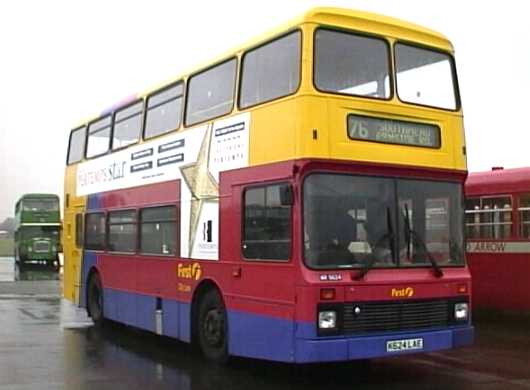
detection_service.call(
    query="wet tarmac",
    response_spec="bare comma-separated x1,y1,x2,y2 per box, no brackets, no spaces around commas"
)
1,256,530,389
0,256,61,283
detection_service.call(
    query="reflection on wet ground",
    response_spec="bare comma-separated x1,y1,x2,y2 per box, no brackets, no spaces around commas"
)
0,256,61,282
3,296,530,390
1,256,530,389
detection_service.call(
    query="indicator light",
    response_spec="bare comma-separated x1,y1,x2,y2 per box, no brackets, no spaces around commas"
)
320,288,336,300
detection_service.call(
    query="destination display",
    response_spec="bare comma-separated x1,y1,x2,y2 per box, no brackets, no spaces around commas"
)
347,114,440,148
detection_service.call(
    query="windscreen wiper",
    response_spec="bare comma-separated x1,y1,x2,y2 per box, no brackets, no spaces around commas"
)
403,204,444,278
355,207,394,280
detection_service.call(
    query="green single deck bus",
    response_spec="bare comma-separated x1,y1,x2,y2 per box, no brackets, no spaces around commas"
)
14,194,61,266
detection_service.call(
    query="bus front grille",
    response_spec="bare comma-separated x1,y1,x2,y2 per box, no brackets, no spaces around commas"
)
342,299,450,334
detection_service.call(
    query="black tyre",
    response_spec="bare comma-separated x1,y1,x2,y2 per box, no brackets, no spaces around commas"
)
15,247,24,264
197,289,228,363
87,273,105,327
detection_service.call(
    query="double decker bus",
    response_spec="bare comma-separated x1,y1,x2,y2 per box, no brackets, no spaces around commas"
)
63,8,473,363
14,194,61,266
466,167,530,312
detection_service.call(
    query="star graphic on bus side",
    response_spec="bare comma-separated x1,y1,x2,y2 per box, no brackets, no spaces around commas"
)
179,125,219,257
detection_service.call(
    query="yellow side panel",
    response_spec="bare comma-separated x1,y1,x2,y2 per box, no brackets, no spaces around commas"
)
248,98,299,166
62,165,86,304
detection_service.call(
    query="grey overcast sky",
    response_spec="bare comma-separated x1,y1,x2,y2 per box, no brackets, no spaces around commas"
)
1,0,529,221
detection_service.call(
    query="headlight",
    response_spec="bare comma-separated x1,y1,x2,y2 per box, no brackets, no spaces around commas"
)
454,302,469,321
318,311,337,329
27,247,33,252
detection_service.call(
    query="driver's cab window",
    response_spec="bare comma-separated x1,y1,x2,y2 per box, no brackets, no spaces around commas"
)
242,183,292,261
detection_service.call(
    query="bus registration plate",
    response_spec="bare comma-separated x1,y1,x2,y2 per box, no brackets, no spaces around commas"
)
386,338,423,353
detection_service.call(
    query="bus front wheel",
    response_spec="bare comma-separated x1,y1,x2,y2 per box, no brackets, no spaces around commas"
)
87,273,105,327
197,289,228,363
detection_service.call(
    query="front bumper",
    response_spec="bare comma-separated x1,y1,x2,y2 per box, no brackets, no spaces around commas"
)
294,326,474,363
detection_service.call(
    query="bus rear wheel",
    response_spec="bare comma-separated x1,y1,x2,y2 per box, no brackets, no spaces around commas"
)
197,289,228,363
87,273,105,327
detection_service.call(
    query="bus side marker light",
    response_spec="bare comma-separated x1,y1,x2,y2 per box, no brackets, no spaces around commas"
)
457,284,467,294
232,266,242,278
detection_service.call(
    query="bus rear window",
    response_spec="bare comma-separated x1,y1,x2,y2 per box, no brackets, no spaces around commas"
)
395,43,458,110
314,29,390,99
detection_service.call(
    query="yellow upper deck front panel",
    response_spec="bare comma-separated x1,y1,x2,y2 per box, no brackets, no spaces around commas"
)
296,95,466,171
248,94,466,172
249,17,465,172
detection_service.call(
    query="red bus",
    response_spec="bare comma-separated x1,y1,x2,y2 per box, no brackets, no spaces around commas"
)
466,167,530,312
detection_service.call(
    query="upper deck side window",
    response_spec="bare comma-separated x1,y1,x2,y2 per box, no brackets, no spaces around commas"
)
239,31,301,109
86,116,112,158
113,100,144,149
185,59,237,126
145,82,184,139
67,126,87,165
314,28,391,100
395,43,458,110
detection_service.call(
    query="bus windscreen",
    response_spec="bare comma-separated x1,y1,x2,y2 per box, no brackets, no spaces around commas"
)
303,173,464,269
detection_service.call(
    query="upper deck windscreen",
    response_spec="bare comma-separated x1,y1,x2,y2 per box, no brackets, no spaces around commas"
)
314,28,458,110
23,198,59,212
395,43,458,110
314,29,391,99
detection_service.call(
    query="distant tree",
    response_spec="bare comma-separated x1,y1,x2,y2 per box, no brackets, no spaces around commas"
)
0,217,15,236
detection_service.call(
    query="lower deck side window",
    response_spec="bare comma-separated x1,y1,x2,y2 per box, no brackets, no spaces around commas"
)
140,206,177,255
108,210,137,253
465,196,512,239
85,213,106,250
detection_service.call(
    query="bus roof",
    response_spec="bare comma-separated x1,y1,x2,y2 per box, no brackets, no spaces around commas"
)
466,167,530,196
17,194,60,202
302,7,451,46
75,7,454,128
